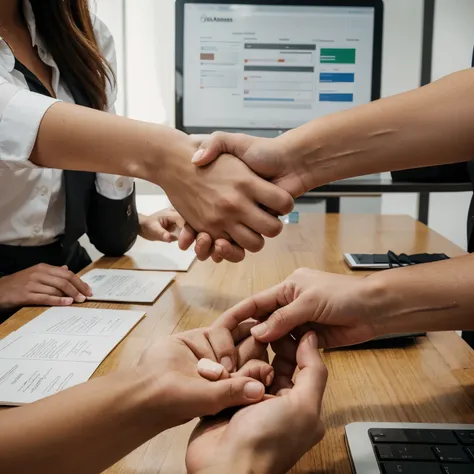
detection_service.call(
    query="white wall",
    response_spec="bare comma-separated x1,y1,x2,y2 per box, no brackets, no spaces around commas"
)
382,0,474,249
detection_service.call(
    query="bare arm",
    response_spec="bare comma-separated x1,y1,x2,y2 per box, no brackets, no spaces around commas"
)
0,370,161,474
280,68,474,190
366,254,474,337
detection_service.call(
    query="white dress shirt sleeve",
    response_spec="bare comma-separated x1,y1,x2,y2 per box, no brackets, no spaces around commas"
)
92,16,134,200
0,78,59,170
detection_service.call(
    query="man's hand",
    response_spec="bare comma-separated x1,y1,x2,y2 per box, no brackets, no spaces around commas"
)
137,322,270,431
214,268,377,348
162,145,293,254
191,132,309,198
138,208,185,243
0,264,93,311
186,332,328,474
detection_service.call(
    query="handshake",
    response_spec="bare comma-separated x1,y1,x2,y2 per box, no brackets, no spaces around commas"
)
160,131,318,264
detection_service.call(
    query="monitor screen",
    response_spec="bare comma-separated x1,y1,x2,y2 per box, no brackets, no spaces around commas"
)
182,3,377,132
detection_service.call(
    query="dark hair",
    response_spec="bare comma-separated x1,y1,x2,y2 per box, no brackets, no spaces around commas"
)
29,0,114,110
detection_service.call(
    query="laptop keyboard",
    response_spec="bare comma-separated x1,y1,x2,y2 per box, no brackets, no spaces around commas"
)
369,428,474,473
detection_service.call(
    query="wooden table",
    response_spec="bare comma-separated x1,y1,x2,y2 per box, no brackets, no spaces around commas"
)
2,214,474,474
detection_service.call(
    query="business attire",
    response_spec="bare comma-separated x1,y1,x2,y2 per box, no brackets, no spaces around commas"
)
0,1,138,278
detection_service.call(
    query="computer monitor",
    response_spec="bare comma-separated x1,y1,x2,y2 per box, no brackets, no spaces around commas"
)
175,0,383,136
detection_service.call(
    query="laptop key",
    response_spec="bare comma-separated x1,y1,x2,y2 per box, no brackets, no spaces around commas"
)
388,444,436,461
382,462,443,474
433,446,470,463
454,431,474,445
441,466,474,474
416,430,458,445
370,429,409,443
465,446,474,460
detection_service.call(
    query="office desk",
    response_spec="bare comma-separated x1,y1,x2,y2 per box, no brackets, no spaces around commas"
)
300,178,473,225
2,214,474,474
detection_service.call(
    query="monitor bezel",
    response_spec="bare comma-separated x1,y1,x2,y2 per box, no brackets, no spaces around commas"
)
175,0,384,134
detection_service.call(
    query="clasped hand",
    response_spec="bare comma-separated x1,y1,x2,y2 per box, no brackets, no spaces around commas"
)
140,311,327,474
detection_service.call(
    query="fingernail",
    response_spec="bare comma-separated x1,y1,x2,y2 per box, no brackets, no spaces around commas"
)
191,149,204,163
220,356,234,373
265,370,274,387
251,323,268,339
63,297,74,305
197,358,224,376
76,294,86,303
244,381,264,400
308,332,318,349
215,245,223,259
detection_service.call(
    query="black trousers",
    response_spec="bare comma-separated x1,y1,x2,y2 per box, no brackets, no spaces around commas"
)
0,240,91,322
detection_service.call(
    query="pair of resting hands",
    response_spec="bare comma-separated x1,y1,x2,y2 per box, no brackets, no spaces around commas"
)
139,311,327,474
0,209,184,310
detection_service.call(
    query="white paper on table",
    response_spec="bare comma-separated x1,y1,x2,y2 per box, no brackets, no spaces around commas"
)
18,307,146,338
125,238,196,272
0,359,98,406
0,331,124,364
81,268,176,303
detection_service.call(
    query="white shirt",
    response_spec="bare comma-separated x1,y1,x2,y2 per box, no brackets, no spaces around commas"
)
0,0,134,246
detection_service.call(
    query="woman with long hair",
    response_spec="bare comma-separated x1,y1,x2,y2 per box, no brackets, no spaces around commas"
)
0,0,291,316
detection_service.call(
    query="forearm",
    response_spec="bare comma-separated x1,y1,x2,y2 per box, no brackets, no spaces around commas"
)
0,369,163,474
364,254,474,336
31,102,196,186
279,68,474,189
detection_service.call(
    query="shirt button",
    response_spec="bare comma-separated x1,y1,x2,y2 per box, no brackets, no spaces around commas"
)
126,205,132,217
116,178,124,189
33,225,42,235
40,186,48,196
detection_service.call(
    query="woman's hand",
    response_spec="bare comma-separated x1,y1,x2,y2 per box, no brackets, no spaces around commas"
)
137,322,270,431
138,208,185,243
0,264,93,311
186,332,328,474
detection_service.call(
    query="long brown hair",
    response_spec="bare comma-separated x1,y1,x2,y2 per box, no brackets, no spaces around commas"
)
29,0,114,110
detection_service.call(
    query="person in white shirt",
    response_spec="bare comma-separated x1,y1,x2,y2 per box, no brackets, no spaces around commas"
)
0,0,293,315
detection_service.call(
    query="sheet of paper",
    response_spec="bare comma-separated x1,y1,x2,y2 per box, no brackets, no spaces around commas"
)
124,238,196,272
0,307,146,405
0,359,97,406
81,268,176,303
19,306,146,338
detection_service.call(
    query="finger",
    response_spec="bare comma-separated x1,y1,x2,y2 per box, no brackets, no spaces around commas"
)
28,293,74,307
213,239,245,263
191,132,251,167
48,266,92,298
236,336,268,368
197,358,230,382
195,233,213,261
214,284,284,330
232,359,274,387
251,297,312,343
178,330,217,362
230,320,259,343
178,224,197,251
229,224,265,254
293,332,328,407
148,221,169,242
197,377,265,416
252,179,295,216
28,283,64,298
207,327,237,372
241,206,284,239
38,274,86,303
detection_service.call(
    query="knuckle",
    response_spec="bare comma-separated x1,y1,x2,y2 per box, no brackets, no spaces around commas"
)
218,194,239,214
271,308,289,327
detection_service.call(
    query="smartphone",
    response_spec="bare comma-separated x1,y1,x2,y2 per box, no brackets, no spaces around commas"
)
343,253,392,270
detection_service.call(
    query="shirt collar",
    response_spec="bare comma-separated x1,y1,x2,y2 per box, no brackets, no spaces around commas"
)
0,0,46,73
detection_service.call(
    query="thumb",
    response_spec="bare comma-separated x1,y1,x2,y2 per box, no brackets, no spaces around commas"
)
178,224,197,251
251,298,311,343
199,377,265,416
191,132,243,167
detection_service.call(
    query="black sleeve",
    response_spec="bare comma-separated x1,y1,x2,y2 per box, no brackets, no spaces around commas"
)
86,186,139,257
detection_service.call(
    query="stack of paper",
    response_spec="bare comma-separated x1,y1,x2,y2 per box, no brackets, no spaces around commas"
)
0,307,145,406
124,238,196,272
81,268,176,303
